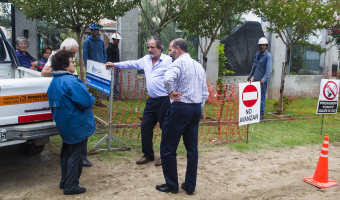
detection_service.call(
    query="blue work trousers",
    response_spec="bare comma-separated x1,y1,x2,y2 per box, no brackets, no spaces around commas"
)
160,103,201,192
141,96,171,159
59,138,87,193
260,81,268,116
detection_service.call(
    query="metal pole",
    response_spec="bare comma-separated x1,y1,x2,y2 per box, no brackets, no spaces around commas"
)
11,4,16,47
107,69,115,150
320,114,325,135
247,124,249,144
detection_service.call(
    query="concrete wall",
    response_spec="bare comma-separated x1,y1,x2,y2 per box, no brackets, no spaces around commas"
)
118,8,141,100
199,37,219,85
221,74,323,99
283,75,323,98
15,7,37,60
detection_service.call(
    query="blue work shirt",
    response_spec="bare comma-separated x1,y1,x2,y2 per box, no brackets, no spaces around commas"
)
114,54,172,98
83,35,107,65
249,50,273,82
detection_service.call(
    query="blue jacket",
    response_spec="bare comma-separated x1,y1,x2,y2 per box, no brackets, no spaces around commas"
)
83,35,107,65
16,51,36,68
47,71,96,144
249,50,273,82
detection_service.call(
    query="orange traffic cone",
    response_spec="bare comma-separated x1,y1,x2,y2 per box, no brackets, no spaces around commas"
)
304,134,337,188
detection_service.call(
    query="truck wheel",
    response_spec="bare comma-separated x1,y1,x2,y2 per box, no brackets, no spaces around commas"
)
19,143,45,155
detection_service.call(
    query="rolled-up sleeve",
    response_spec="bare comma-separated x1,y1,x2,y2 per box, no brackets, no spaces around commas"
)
163,63,181,94
114,59,144,70
201,76,209,107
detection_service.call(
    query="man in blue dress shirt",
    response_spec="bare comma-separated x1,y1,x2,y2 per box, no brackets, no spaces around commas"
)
247,37,273,120
105,37,172,166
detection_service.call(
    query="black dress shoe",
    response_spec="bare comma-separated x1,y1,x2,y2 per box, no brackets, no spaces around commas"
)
156,184,178,194
64,187,86,195
83,158,93,167
181,182,194,195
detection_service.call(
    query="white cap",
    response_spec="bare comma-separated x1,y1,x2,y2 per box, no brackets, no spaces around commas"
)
258,37,268,45
111,32,123,40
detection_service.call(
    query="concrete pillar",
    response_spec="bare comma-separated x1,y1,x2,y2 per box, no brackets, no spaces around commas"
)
14,7,37,59
267,33,286,100
118,8,139,100
319,29,328,74
198,37,219,86
324,45,339,76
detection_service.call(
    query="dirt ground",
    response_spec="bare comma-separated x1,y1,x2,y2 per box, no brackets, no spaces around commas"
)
0,142,340,200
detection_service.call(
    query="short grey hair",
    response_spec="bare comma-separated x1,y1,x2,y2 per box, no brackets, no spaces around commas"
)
147,36,164,53
16,37,28,47
60,38,79,50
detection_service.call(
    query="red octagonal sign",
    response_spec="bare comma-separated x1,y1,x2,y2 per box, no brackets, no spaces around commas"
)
242,84,258,107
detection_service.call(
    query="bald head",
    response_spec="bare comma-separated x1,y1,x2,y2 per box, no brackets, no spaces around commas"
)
168,38,188,61
172,38,188,52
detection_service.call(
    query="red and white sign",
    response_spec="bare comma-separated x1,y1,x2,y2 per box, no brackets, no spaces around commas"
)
323,81,338,100
239,82,261,126
317,79,340,114
242,84,259,107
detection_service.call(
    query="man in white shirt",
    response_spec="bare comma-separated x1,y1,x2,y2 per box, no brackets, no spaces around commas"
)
105,37,172,166
41,38,79,77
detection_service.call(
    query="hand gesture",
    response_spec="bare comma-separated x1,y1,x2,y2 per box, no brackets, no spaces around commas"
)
169,91,183,101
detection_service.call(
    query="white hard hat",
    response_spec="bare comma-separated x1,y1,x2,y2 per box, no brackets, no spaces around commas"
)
258,37,268,45
111,32,122,40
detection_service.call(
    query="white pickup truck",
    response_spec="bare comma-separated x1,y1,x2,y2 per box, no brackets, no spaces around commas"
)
0,29,58,155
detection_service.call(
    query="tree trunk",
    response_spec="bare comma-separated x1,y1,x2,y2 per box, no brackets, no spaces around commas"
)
202,52,207,71
76,31,85,83
155,30,160,38
278,48,291,114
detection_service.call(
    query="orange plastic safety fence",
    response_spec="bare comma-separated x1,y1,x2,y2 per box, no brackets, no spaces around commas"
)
91,71,249,145
91,71,340,145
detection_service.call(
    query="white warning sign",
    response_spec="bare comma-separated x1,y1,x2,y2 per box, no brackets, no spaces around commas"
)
239,82,261,126
316,79,340,114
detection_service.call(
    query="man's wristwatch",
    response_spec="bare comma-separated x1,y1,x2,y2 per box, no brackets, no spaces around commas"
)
168,91,173,95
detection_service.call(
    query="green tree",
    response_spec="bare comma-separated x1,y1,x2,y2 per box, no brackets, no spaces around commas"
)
138,0,188,38
0,3,11,28
10,0,140,82
328,9,340,49
138,3,176,58
254,0,339,114
177,0,253,70
37,20,68,52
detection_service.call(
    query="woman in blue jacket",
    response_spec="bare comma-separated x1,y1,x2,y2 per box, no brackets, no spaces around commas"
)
47,50,96,195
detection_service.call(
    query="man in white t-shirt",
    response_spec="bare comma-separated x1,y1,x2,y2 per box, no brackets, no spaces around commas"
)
41,38,79,77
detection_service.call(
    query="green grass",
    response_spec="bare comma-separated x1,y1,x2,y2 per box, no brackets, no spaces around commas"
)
47,97,340,163
226,118,340,152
